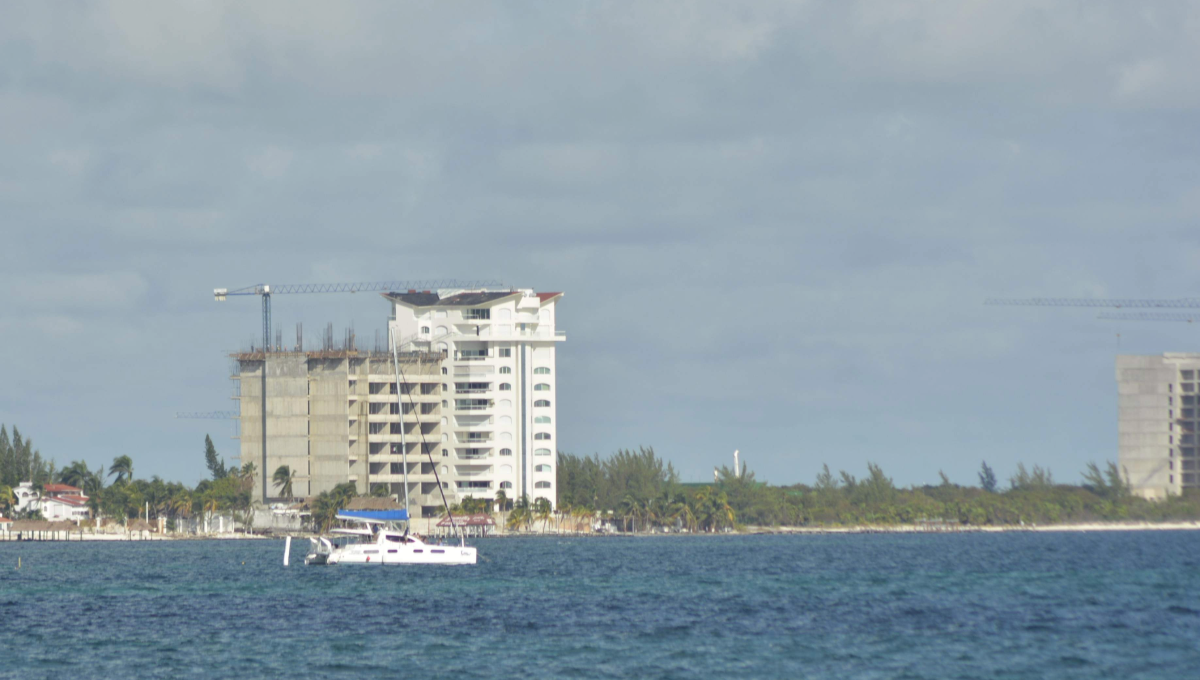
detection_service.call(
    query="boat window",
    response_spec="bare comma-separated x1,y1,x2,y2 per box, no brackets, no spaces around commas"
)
365,550,379,554
414,549,424,553
432,549,445,554
386,535,402,542
388,550,398,554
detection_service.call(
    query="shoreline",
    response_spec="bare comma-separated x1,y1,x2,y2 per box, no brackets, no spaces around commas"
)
7,520,1200,542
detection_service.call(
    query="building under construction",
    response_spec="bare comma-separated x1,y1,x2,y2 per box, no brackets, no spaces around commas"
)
231,287,564,517
233,344,448,516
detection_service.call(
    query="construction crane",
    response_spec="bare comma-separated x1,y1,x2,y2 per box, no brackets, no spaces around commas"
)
213,278,505,500
1097,312,1200,323
985,298,1200,309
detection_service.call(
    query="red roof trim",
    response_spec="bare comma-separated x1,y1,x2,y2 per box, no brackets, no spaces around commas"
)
43,495,88,507
536,292,562,302
43,484,82,493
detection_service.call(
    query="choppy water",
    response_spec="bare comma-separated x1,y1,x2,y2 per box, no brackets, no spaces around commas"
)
3,532,1200,679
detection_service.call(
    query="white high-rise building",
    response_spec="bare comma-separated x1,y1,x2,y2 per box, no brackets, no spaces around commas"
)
387,289,565,507
1117,353,1200,499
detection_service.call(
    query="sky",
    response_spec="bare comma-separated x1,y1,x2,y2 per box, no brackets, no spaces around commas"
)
2,1,1200,488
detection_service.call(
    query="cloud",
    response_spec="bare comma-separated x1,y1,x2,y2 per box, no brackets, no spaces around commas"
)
1,1,1199,486
1,271,149,312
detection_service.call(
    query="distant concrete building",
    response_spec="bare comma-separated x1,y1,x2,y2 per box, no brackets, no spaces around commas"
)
1116,353,1200,499
233,287,564,517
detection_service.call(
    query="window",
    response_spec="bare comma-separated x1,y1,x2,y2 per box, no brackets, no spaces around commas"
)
500,383,511,391
464,308,491,320
535,464,551,472
499,348,512,358
535,481,551,489
442,367,448,375
534,400,550,407
1185,396,1196,406
534,448,551,456
442,449,449,457
499,366,512,374
500,448,512,456
534,416,551,424
500,481,513,489
422,326,430,334
534,383,551,391
534,367,551,375
534,432,552,440
1185,371,1196,380
1185,447,1197,457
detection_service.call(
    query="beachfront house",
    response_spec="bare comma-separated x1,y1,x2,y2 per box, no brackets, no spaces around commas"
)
12,482,91,523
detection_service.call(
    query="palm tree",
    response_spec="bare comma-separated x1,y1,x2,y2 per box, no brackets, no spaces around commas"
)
493,489,508,515
203,497,219,534
59,460,91,489
108,455,133,485
505,505,526,532
618,494,642,533
169,492,191,530
273,465,296,501
508,494,532,533
714,492,736,531
533,497,553,534
0,485,14,516
239,462,257,495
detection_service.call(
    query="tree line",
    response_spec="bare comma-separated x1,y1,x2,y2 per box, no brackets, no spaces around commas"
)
555,449,1200,530
0,431,256,528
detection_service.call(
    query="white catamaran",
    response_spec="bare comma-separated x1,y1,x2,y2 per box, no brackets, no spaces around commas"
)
305,509,477,565
302,327,478,566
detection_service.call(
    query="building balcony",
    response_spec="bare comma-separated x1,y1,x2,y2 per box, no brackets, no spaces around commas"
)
454,366,494,376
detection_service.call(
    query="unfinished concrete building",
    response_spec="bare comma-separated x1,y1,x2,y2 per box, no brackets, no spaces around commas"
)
234,347,448,517
1116,353,1200,499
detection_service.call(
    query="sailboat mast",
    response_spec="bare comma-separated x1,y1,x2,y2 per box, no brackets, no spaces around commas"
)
390,327,410,515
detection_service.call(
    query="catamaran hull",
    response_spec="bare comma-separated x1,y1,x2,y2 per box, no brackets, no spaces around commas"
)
327,546,477,565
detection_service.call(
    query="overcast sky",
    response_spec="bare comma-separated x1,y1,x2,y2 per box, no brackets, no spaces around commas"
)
2,1,1200,487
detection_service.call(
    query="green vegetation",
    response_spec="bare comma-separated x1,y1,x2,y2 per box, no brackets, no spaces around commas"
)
557,448,1200,530
0,424,53,489
0,426,256,527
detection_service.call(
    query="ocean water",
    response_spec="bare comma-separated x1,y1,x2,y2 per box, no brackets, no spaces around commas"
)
3,532,1200,679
